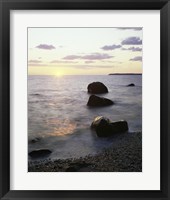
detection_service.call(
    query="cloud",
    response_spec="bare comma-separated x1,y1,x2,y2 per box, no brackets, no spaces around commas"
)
102,60,122,64
50,60,78,64
82,53,113,60
85,61,95,64
28,60,42,63
28,63,48,66
129,56,142,61
72,65,97,69
63,55,81,60
101,44,121,51
28,60,46,66
63,53,113,60
121,37,142,45
117,27,142,31
71,65,114,69
36,44,55,50
122,47,142,52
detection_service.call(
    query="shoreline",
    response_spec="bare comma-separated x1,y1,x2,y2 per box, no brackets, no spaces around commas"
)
28,131,142,172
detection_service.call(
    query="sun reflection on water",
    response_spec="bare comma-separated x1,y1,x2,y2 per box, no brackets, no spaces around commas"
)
46,118,77,136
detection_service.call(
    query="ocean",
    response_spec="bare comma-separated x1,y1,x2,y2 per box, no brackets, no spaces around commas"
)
28,75,142,161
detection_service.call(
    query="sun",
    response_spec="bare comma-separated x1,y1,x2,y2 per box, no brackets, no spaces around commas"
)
54,70,64,77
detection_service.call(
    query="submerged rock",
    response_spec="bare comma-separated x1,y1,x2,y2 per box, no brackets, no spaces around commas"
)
87,95,114,107
87,82,108,94
91,116,128,137
29,137,41,144
127,83,135,87
29,149,52,158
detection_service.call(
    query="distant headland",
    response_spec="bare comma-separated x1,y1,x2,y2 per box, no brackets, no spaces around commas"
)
108,73,142,75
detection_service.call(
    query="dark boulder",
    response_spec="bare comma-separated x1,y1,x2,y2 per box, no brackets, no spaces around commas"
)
127,83,135,87
110,120,128,133
91,116,110,129
87,95,114,107
87,82,108,94
29,149,52,158
91,116,128,137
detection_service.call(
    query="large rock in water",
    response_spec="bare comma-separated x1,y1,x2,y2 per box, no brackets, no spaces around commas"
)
87,82,108,94
87,95,114,107
29,149,52,158
91,116,128,137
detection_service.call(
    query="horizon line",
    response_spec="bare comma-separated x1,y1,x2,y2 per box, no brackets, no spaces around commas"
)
28,73,142,76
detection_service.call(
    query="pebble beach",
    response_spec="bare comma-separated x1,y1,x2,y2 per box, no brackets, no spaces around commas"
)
28,131,142,172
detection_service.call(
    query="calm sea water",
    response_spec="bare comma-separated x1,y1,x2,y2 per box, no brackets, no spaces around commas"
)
28,75,142,160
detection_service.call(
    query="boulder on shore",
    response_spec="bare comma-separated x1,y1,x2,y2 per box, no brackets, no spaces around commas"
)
87,95,114,107
91,116,111,129
127,83,135,87
87,82,108,94
91,116,128,137
29,149,52,158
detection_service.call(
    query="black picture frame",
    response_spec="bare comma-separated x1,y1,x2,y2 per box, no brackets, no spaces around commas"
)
0,0,169,199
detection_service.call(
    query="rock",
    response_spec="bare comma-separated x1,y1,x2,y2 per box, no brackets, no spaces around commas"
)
87,82,108,94
127,83,135,87
91,116,128,137
110,120,128,133
87,95,114,107
29,137,41,144
91,116,110,129
91,116,114,137
29,149,52,158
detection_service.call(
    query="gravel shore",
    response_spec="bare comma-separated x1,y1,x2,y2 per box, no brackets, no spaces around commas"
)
28,131,142,172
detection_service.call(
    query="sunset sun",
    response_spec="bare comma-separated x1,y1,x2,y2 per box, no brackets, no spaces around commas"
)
55,70,64,77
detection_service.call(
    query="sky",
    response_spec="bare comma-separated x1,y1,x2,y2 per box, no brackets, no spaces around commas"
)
28,27,142,76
